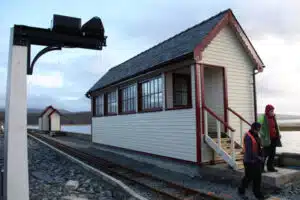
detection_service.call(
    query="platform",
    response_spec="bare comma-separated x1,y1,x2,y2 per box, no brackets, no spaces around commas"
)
29,132,300,194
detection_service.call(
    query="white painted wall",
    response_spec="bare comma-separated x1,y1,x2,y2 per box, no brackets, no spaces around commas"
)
204,67,224,133
50,112,60,131
42,108,53,131
92,109,196,161
92,65,197,162
38,117,42,130
201,25,255,144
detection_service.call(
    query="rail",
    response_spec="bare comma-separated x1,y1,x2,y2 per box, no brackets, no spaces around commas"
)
28,131,224,200
203,106,235,132
227,107,251,126
227,107,251,145
203,106,236,162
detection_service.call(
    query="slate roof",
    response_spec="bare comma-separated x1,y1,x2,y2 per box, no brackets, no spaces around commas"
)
87,9,230,94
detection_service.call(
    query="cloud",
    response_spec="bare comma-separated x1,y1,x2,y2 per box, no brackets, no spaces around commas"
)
0,0,299,115
28,71,64,88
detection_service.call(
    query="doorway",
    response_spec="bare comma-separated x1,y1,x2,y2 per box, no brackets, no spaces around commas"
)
201,65,228,134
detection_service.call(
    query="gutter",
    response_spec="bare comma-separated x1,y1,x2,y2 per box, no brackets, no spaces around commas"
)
253,66,264,121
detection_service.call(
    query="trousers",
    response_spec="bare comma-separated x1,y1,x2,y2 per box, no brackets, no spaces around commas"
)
239,162,262,196
263,139,277,170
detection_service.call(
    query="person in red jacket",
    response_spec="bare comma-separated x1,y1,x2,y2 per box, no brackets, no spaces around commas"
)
258,104,282,172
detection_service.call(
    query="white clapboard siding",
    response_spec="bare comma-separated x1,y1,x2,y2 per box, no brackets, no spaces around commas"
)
204,67,224,133
92,109,197,161
92,65,197,162
42,109,53,131
201,25,255,144
50,112,60,131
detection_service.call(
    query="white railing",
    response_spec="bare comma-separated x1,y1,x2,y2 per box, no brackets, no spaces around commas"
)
227,107,251,146
203,106,237,165
229,129,235,161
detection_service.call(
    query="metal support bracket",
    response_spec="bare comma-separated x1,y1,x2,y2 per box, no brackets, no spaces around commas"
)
27,45,62,75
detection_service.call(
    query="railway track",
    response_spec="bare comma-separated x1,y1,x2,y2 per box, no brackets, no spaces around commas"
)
28,131,224,200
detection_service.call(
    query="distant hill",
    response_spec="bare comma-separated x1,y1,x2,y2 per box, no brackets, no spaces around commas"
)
0,108,91,125
258,113,300,120
0,108,71,113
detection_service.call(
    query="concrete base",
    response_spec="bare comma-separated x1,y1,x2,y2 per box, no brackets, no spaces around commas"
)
92,143,300,189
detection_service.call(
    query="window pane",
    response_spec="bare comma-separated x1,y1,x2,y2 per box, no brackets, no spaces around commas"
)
159,93,163,107
120,85,136,113
173,75,190,107
158,77,162,92
140,77,163,110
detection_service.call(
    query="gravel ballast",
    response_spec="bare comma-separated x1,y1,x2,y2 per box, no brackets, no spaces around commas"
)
1,134,300,199
28,137,134,200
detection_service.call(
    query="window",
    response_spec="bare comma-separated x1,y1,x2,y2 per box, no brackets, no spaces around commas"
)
120,84,137,113
173,74,191,107
140,76,162,111
105,91,117,115
95,95,104,116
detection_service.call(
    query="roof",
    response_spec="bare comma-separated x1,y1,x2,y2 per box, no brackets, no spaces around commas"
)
39,105,54,117
87,8,264,95
48,109,61,117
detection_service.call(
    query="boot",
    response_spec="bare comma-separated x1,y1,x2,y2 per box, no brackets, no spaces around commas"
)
254,192,265,200
267,167,278,172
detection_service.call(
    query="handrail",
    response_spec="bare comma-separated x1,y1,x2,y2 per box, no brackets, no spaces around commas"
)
203,105,235,132
227,107,251,126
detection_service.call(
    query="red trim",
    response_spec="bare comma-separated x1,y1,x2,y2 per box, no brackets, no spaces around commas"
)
200,64,206,136
95,142,196,165
193,10,264,71
39,105,54,117
194,13,229,61
195,63,202,164
105,113,118,116
200,64,235,132
164,72,167,109
139,107,163,113
119,111,136,115
118,84,137,114
48,109,61,117
104,90,117,116
227,107,251,126
223,68,229,132
228,11,264,71
172,73,192,108
165,106,192,111
203,105,235,132
91,97,96,117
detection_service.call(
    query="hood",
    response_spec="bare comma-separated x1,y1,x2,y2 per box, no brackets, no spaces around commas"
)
265,104,274,116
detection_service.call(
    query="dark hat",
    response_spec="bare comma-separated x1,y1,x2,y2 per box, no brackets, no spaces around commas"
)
251,122,261,130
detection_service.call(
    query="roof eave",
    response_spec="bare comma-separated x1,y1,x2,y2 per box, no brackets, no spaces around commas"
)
193,9,265,72
86,53,193,96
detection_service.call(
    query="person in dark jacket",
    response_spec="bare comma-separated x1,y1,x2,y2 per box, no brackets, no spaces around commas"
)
238,122,264,200
258,104,282,172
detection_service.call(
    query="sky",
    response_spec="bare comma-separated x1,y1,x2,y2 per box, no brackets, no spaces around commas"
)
0,0,299,114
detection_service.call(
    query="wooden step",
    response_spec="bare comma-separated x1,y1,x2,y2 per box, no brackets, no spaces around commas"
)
211,137,242,149
215,153,243,161
212,138,231,143
235,160,244,170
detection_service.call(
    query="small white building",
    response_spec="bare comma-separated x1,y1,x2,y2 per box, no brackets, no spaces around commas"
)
85,9,265,170
38,105,61,131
